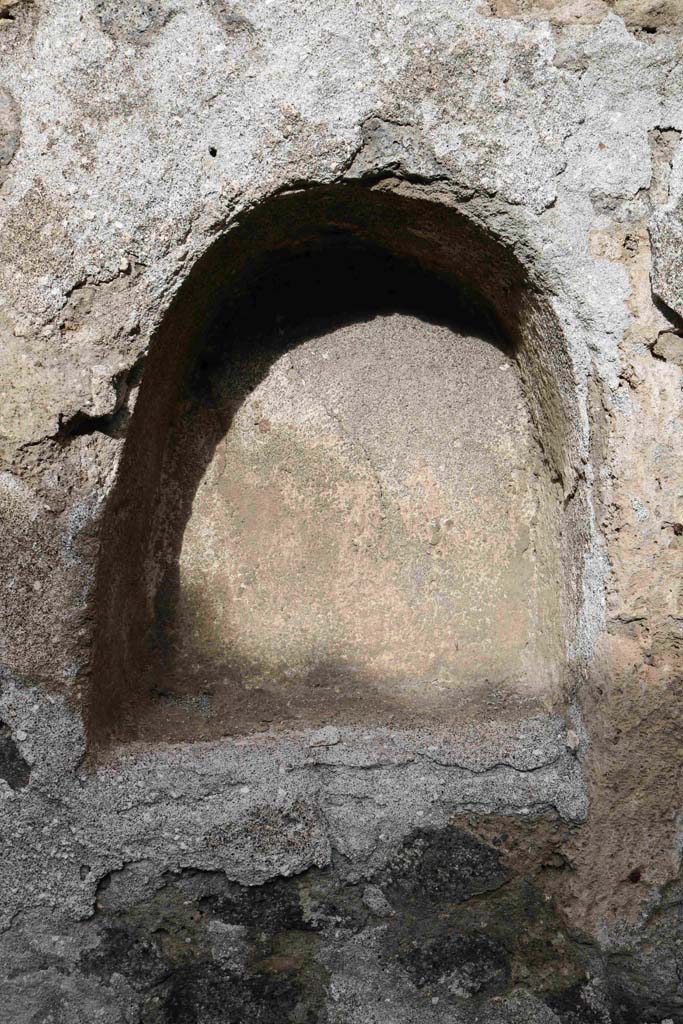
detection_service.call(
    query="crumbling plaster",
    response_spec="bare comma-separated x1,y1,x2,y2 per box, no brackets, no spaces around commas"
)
2,1,683,1021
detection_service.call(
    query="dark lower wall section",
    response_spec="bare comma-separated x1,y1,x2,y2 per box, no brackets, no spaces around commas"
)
2,819,681,1024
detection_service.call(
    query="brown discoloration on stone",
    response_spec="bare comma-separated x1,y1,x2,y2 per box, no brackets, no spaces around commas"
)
487,0,608,23
565,162,683,931
653,328,683,364
488,0,683,30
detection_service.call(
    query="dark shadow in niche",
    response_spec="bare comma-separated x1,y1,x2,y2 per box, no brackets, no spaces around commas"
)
133,240,514,744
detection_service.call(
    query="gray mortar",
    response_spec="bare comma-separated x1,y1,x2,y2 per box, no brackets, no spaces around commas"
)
0,672,585,927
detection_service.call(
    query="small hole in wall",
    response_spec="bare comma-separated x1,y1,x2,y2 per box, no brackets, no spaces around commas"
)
0,722,31,789
208,146,217,157
628,867,642,883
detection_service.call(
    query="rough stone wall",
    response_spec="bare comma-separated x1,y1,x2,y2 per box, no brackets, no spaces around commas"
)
2,1,683,1022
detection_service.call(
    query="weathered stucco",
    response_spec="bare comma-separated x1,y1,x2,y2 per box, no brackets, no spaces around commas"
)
2,0,683,1021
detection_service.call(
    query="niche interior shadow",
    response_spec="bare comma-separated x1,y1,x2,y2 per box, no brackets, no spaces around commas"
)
87,183,584,750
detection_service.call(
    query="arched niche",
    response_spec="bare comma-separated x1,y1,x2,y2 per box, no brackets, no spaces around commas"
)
87,181,588,747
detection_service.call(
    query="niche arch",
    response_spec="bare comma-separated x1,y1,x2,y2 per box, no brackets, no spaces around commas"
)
88,181,589,747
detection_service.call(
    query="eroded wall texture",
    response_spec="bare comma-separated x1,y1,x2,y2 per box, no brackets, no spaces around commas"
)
2,1,683,1022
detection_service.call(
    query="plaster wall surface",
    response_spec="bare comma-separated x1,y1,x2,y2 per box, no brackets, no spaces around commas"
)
1,0,683,1021
136,301,563,743
167,314,557,726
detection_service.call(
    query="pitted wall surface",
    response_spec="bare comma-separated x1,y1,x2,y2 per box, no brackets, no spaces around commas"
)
1,1,683,1021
